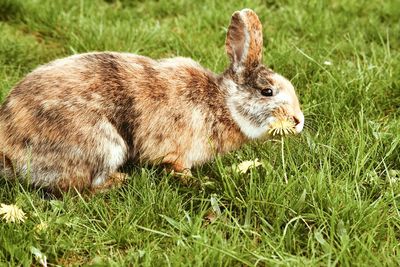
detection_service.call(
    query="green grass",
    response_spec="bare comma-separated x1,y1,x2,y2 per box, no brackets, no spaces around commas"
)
0,0,399,265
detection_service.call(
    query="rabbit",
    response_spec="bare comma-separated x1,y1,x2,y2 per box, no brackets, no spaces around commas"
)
0,9,304,193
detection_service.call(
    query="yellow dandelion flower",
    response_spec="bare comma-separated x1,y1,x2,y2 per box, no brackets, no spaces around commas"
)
0,203,26,223
34,222,49,233
268,118,296,136
237,159,262,174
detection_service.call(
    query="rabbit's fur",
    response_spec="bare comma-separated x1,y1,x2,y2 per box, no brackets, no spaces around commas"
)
0,9,304,192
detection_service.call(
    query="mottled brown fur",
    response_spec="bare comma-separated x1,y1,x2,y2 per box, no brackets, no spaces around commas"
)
0,9,304,192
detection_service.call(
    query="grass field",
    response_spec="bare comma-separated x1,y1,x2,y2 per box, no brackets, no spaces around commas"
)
0,0,399,266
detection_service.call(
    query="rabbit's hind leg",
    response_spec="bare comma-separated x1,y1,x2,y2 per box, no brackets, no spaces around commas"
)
54,171,93,194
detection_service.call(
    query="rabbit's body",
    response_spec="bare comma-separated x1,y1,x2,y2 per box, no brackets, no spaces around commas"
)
0,9,304,192
0,52,245,190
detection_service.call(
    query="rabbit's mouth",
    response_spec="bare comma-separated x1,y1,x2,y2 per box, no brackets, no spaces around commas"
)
270,108,304,135
267,117,297,136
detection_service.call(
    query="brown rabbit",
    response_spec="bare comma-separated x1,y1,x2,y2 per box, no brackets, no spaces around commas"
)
0,9,304,192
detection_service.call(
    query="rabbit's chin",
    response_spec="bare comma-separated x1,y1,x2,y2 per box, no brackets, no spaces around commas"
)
229,109,273,139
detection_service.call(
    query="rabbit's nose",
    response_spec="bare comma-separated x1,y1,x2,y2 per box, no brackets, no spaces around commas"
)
292,116,300,126
292,113,304,133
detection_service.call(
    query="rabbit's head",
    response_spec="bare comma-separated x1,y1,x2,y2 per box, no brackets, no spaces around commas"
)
223,9,304,139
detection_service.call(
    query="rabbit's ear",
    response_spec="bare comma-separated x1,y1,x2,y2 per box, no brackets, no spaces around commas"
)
225,9,263,73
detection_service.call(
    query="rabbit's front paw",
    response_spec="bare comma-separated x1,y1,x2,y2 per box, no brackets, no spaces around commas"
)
91,172,128,193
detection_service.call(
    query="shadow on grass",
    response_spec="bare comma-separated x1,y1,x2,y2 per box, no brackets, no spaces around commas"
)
0,0,24,22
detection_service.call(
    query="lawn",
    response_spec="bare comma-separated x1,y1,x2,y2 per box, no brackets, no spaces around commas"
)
0,0,399,266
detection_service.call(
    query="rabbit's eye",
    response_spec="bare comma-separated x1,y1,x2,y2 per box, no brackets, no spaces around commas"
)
261,88,274,97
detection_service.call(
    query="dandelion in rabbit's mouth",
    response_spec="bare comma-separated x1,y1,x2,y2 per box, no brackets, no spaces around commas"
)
268,118,296,136
0,203,26,223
